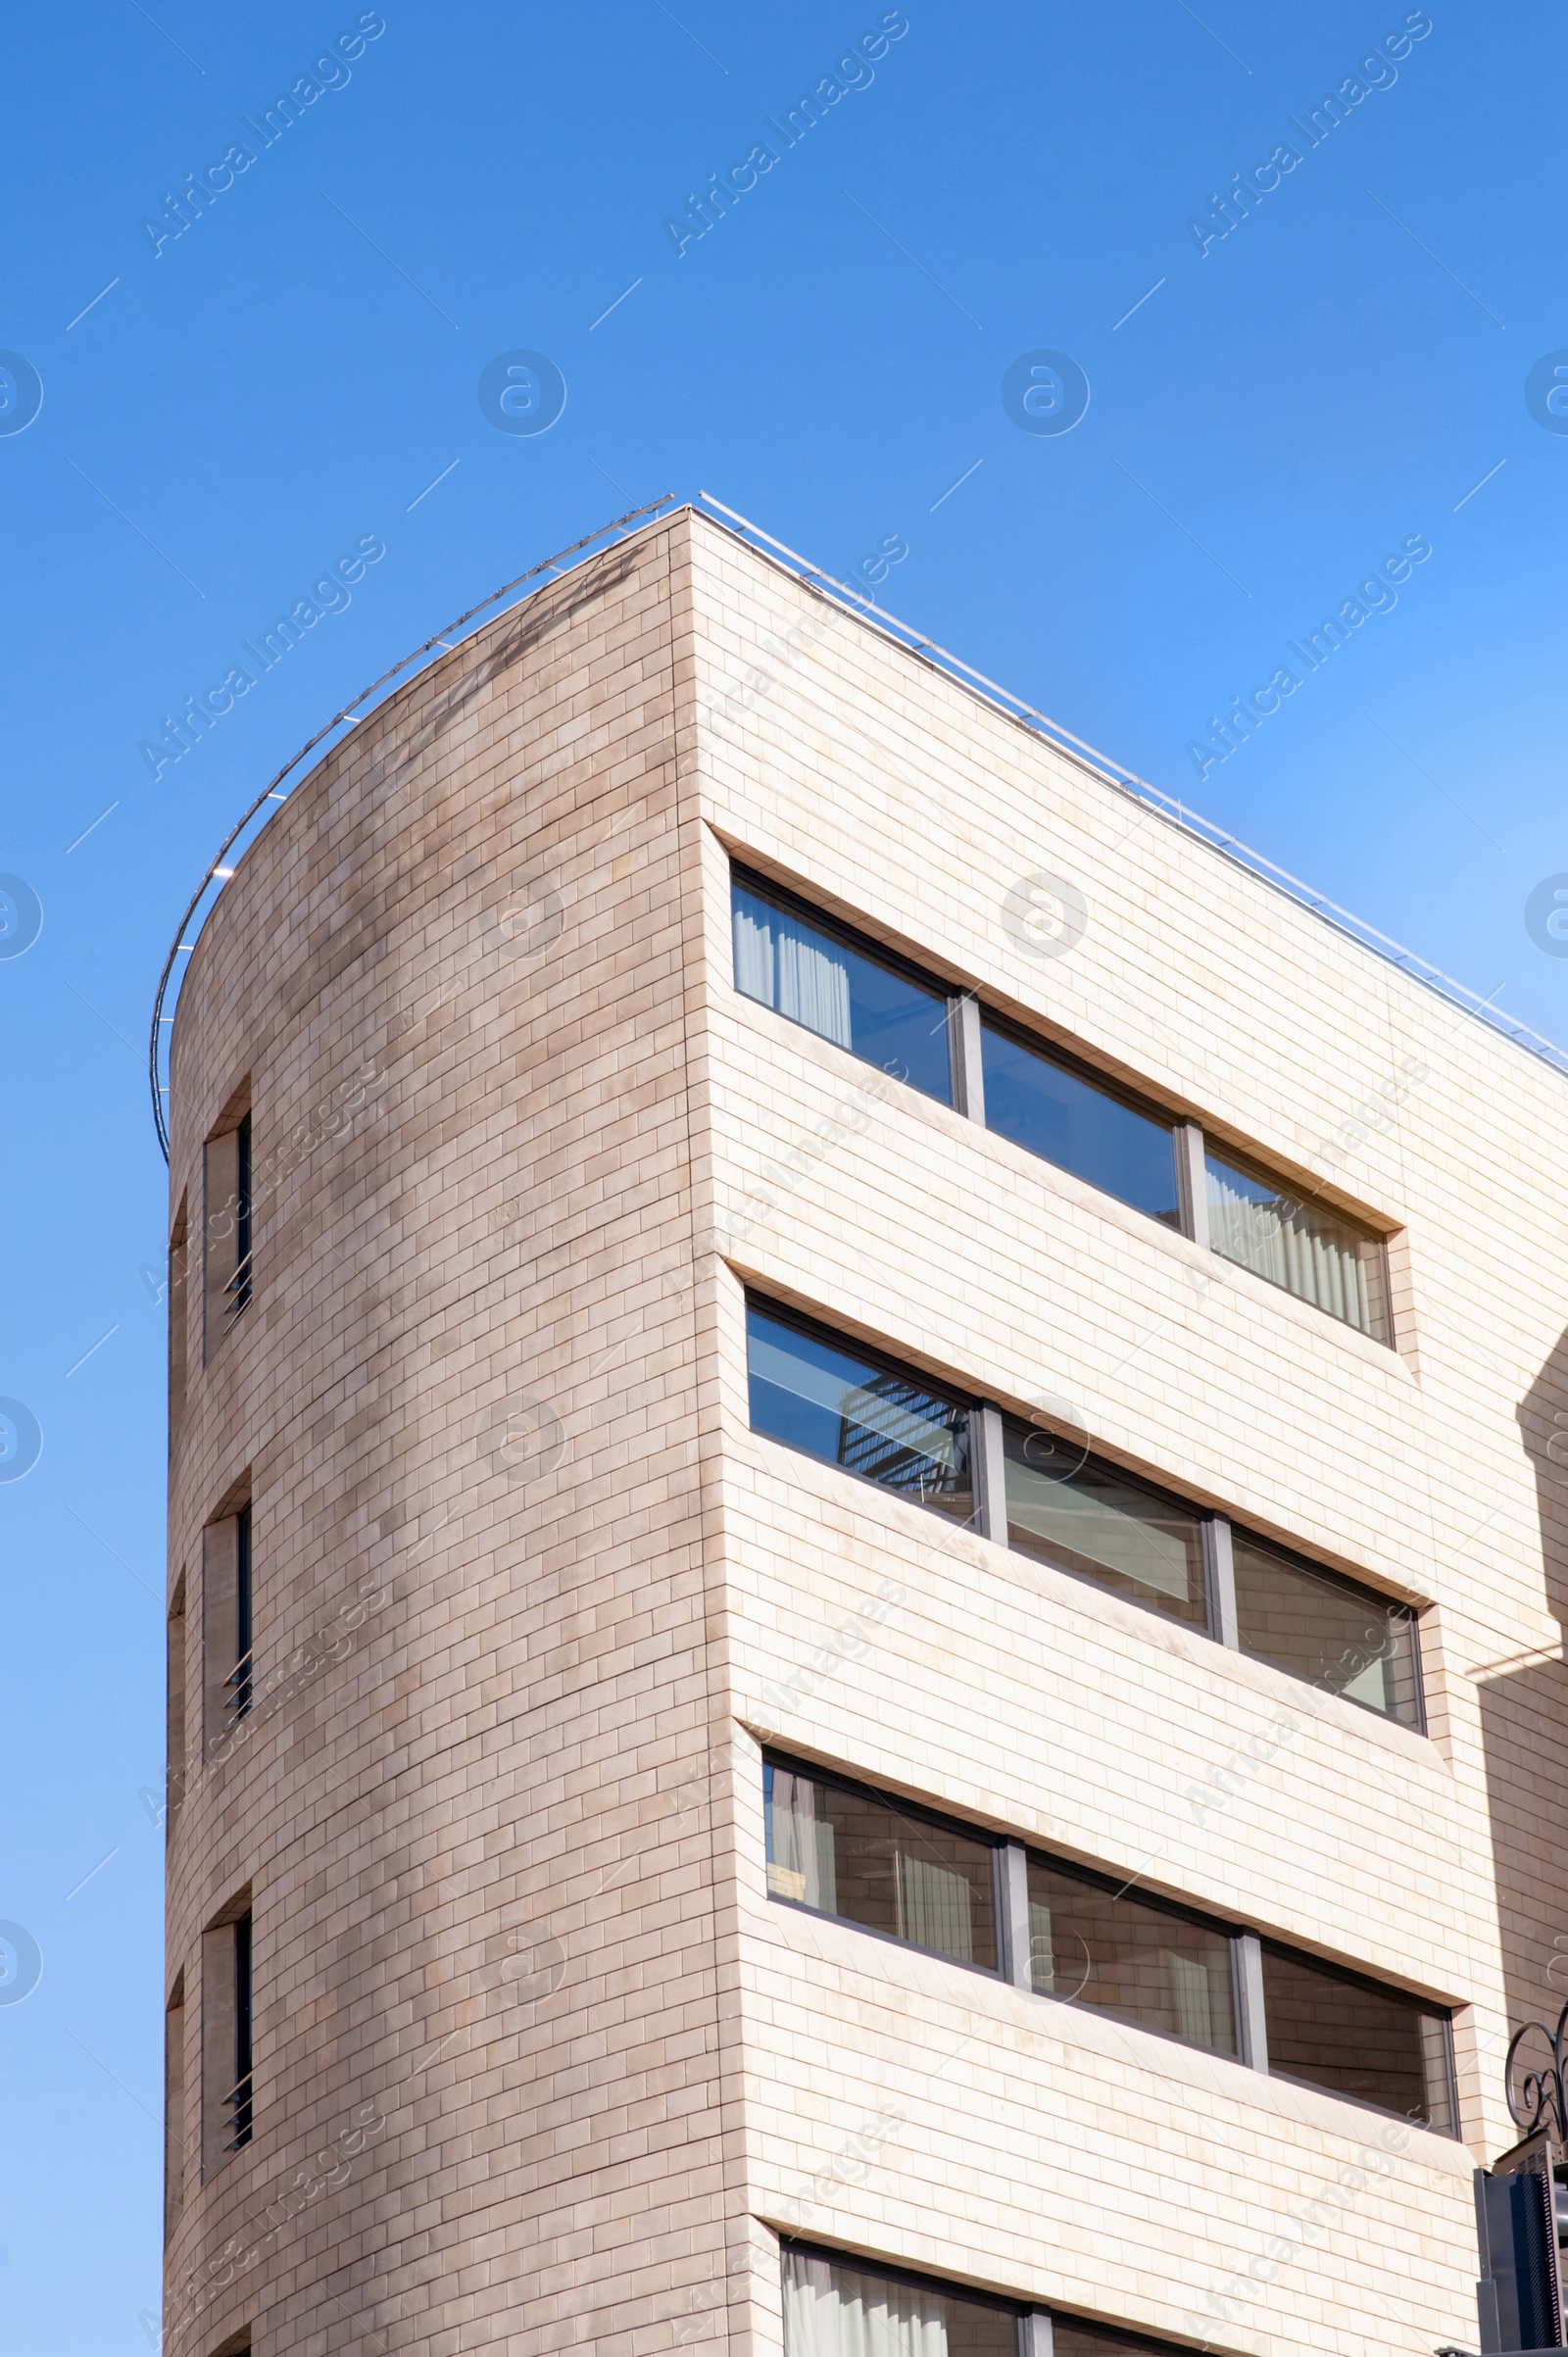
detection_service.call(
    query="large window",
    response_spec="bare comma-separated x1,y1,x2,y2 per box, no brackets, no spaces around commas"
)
782,2248,1200,2357
732,871,955,1105
746,1299,973,1526
981,1018,1181,1226
1230,1530,1421,1723
729,863,1394,1343
1002,1425,1208,1632
763,1756,1456,2129
1205,1148,1388,1341
765,1759,999,1971
1259,1942,1454,2132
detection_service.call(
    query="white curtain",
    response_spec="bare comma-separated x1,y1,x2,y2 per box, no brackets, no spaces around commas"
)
896,1850,974,1962
734,895,854,1049
784,2252,950,2357
766,1770,837,1911
1205,1156,1370,1332
1166,1950,1226,2050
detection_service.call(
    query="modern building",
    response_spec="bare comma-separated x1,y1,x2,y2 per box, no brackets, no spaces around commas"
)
161,502,1568,2357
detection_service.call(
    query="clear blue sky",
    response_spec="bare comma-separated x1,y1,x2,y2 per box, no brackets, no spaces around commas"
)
1,4,1561,2344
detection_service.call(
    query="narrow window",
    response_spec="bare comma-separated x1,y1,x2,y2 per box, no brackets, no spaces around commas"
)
731,871,956,1105
201,1893,254,2178
164,1971,185,2239
230,1911,253,2149
1259,1941,1453,2129
1001,1419,1208,1630
168,1195,188,1449
1024,1855,1238,2055
202,1499,253,1761
203,1085,253,1358
230,1111,253,1317
166,1574,187,1833
764,1758,999,1972
980,1016,1182,1226
1230,1531,1421,1728
782,2248,1019,2357
746,1298,972,1525
1204,1147,1390,1341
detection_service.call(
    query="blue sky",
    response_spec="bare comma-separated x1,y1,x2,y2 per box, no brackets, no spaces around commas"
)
1,3,1562,2344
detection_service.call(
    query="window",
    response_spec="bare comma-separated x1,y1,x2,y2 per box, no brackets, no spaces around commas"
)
166,1575,187,1833
1204,1148,1388,1341
762,1757,1456,2129
1025,1855,1238,2056
1229,1530,1420,1722
765,1758,999,1971
732,871,955,1104
203,1087,253,1356
783,2248,1018,2357
729,863,1395,1344
746,1299,973,1526
202,1498,254,1761
164,1972,185,2239
1002,1424,1208,1631
168,1194,188,1449
201,1894,254,2178
980,1017,1181,1226
1259,1941,1454,2131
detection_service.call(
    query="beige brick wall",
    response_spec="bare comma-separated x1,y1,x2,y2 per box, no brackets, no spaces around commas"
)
164,508,1568,2357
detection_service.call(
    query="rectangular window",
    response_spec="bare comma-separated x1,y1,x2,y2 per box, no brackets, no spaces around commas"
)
731,871,955,1105
746,1298,973,1526
168,1196,188,1449
1260,1942,1454,2130
230,1911,253,2149
783,2248,1019,2357
764,1758,999,1971
202,1499,254,1761
166,1575,187,1833
231,1110,253,1316
1025,1856,1238,2056
1205,1148,1389,1341
981,1017,1181,1226
1002,1420,1207,1630
231,1504,253,1723
203,1087,253,1357
164,1973,185,2240
1230,1532,1421,1726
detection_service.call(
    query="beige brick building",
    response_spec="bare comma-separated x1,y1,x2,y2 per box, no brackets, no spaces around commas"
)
160,504,1568,2357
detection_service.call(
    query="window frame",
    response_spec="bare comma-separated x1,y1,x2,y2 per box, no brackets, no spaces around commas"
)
761,1753,1458,2134
1256,1935,1458,2133
731,862,965,1106
727,859,1395,1347
745,1292,978,1532
762,1749,1008,1984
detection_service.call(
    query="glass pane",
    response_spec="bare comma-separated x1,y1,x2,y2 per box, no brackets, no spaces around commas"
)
783,2250,1018,2357
732,880,954,1104
1026,1859,1237,2055
1260,1943,1451,2127
1205,1152,1387,1339
1230,1533,1420,1726
764,1762,999,1970
1054,2328,1185,2357
1003,1422,1207,1628
981,1021,1179,1223
748,1303,973,1524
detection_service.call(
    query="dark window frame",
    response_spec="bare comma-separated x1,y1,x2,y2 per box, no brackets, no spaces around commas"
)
745,1293,978,1532
229,1909,254,2151
762,1749,1007,1984
1020,1842,1250,2063
1258,1936,1459,2133
732,862,964,1105
780,2238,1208,2357
728,859,1394,1346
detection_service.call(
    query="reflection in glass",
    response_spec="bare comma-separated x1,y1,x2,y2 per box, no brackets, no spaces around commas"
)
764,1760,999,1971
732,878,954,1103
981,1020,1180,1223
1002,1422,1207,1627
1205,1152,1388,1340
1026,1857,1237,2054
1260,1943,1452,2129
782,2250,1018,2357
1230,1534,1420,1726
747,1302,973,1524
